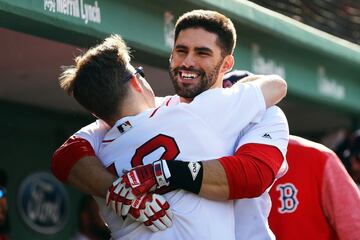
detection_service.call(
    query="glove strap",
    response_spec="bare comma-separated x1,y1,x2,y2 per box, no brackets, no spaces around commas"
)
153,160,203,194
153,160,170,188
166,160,203,194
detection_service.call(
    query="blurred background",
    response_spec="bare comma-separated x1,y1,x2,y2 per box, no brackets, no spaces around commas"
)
0,0,359,239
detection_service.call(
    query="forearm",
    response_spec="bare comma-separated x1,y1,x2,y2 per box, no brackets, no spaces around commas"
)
51,136,115,198
68,156,116,197
237,75,287,107
200,160,229,201
163,144,282,200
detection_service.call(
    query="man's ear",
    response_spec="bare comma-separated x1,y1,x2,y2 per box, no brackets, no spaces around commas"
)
130,75,143,92
221,55,234,74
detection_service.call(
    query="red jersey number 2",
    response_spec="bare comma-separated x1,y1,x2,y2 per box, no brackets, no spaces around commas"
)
131,134,180,167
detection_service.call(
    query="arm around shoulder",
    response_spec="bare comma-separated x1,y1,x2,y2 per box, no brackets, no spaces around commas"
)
51,136,115,197
252,75,287,107
68,156,116,197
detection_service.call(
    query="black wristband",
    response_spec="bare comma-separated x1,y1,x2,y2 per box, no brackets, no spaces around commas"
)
166,160,203,194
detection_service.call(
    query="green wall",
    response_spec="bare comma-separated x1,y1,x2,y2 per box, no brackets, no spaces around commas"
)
1,100,92,239
1,0,359,112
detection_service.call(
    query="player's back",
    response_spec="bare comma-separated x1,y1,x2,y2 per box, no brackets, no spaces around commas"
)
97,85,266,240
97,106,236,239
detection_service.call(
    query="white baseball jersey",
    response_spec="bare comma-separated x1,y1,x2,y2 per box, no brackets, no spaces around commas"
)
73,85,288,240
79,83,265,240
234,106,289,240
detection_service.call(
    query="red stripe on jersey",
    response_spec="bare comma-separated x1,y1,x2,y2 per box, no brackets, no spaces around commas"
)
219,143,283,199
149,107,160,118
51,136,96,182
165,97,172,106
102,139,115,143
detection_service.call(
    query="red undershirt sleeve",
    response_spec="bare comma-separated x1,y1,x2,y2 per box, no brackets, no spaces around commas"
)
219,143,284,200
51,136,96,182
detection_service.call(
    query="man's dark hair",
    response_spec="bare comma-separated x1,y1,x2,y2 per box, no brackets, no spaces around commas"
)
175,10,237,56
59,35,131,122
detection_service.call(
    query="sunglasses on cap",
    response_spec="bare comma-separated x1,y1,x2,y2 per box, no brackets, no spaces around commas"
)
123,66,145,82
0,187,6,199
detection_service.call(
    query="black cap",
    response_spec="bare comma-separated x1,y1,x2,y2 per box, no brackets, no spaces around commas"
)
223,70,253,84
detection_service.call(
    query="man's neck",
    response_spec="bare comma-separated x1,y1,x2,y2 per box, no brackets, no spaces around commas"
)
107,104,151,127
179,80,223,103
180,97,193,103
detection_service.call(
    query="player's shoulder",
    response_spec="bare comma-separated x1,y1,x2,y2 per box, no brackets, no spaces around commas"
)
289,135,334,157
74,119,110,137
191,83,256,107
83,119,109,131
264,106,285,116
258,106,287,124
155,95,179,107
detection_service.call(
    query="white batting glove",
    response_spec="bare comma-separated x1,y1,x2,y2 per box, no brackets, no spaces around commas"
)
129,193,173,232
106,177,137,216
105,161,170,216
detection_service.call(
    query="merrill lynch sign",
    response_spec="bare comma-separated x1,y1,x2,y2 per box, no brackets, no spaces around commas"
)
44,0,101,24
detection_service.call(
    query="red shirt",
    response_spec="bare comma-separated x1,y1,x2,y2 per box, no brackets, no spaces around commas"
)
269,136,360,240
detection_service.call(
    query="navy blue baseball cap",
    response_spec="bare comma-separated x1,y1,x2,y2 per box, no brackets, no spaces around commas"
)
223,70,253,84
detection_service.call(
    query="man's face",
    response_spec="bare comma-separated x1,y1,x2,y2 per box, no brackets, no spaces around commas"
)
169,28,230,100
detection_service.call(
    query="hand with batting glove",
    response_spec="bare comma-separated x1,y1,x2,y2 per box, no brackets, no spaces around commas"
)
105,159,173,232
106,160,170,216
106,158,203,232
106,159,203,217
129,193,173,232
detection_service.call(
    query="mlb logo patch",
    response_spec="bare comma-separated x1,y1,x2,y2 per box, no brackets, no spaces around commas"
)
117,120,132,134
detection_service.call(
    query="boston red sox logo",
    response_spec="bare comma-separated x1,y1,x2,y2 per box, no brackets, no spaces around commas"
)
276,183,299,213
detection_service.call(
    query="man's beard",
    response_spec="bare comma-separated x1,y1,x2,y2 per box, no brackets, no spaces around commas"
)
169,61,223,99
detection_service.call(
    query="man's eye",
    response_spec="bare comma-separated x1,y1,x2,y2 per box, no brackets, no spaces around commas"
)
198,52,210,56
176,49,186,54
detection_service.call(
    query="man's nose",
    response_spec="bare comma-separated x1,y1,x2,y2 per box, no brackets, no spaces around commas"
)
181,54,196,68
